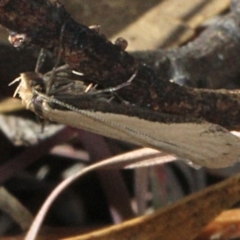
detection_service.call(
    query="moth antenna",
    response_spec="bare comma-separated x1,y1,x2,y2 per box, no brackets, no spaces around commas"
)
35,48,47,73
46,20,68,94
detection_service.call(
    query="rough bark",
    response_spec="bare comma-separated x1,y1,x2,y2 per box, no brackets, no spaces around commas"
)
0,0,240,129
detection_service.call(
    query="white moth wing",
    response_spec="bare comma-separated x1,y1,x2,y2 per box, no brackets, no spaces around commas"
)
42,102,240,168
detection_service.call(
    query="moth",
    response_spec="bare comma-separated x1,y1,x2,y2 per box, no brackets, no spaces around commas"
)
11,66,240,168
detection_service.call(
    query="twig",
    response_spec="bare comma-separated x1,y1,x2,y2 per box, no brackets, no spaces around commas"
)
1,1,240,129
0,187,33,230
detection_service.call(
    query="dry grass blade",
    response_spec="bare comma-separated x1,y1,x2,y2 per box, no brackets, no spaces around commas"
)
0,187,33,231
24,147,176,240
62,172,240,240
25,146,240,240
95,148,177,169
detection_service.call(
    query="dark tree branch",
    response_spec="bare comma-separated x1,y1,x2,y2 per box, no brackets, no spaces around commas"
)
0,0,137,85
0,0,240,130
132,2,240,89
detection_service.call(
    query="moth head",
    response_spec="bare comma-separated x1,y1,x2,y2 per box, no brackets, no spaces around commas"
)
11,72,44,110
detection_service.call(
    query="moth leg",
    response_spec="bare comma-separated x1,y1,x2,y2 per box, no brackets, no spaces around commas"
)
35,48,47,73
46,21,68,94
34,114,47,133
85,83,94,93
72,70,84,76
85,71,137,104
93,70,137,95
